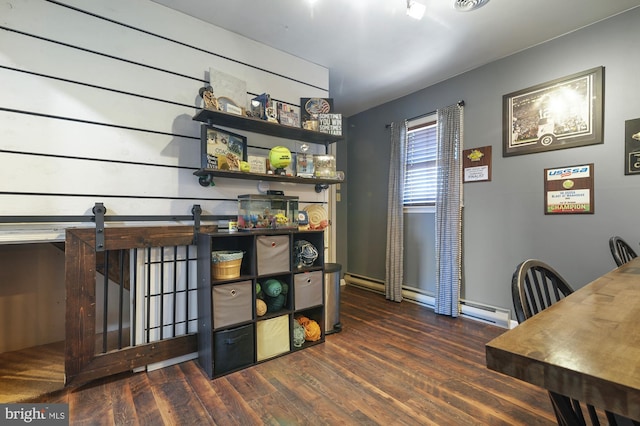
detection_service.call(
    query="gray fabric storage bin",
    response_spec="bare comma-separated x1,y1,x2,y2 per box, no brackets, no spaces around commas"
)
256,235,290,275
212,280,253,330
294,271,323,310
213,323,254,375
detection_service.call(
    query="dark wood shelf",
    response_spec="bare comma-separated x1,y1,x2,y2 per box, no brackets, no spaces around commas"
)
193,109,343,146
194,168,344,189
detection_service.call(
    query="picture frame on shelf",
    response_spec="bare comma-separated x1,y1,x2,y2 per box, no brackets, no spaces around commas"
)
313,154,336,178
209,68,247,115
247,155,267,174
503,66,604,157
301,97,333,130
296,153,315,178
201,125,247,171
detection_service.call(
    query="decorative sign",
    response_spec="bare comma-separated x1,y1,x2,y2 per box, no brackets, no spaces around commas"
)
625,117,640,175
247,155,267,174
463,146,492,182
544,163,594,214
301,97,333,130
317,113,342,135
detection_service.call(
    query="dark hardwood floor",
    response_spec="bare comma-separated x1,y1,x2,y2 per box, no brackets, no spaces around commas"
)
13,285,557,425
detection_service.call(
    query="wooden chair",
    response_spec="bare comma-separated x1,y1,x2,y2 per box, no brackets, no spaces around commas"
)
609,236,638,267
511,259,574,323
511,260,601,425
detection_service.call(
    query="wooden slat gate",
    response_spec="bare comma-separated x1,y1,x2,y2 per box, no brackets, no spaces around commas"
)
65,225,216,385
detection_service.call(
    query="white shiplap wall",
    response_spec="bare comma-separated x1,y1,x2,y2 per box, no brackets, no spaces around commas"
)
0,0,335,354
0,0,331,227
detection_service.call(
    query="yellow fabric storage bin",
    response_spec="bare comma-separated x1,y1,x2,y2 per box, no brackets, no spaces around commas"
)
256,314,290,361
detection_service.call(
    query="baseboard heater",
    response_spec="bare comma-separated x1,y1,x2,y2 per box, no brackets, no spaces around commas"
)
343,273,512,329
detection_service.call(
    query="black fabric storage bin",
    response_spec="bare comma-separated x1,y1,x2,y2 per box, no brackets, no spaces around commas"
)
213,323,255,375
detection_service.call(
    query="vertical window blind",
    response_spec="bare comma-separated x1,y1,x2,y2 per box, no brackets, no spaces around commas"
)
403,117,437,205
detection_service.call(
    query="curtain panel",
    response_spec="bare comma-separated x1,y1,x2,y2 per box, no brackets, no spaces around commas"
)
385,121,407,302
435,103,464,316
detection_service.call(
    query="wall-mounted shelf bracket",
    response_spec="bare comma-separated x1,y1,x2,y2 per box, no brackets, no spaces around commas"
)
315,184,330,193
198,173,215,187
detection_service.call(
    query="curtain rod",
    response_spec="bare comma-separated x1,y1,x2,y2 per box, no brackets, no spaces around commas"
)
385,100,465,128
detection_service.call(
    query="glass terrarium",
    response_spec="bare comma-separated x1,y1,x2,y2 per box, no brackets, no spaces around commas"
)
237,194,299,230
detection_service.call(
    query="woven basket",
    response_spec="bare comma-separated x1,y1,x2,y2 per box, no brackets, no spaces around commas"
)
211,251,244,279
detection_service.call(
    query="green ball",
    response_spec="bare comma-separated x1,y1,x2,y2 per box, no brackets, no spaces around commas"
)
264,279,282,297
256,282,261,294
280,283,289,295
266,293,286,312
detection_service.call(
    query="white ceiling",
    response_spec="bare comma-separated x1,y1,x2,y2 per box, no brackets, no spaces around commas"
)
151,0,640,117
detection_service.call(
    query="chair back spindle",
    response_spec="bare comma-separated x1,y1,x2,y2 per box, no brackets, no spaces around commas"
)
609,236,638,267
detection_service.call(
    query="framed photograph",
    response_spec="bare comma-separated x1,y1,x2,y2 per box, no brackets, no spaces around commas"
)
625,117,640,175
544,163,594,214
275,101,300,128
200,125,247,171
503,67,604,157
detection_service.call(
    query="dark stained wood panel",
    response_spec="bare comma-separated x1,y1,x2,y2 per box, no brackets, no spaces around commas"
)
64,225,217,385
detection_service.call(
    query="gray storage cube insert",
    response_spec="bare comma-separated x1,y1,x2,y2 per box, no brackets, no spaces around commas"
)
257,235,290,275
212,280,253,329
294,270,323,310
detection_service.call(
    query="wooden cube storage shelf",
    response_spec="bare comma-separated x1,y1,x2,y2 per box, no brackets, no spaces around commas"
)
197,229,326,378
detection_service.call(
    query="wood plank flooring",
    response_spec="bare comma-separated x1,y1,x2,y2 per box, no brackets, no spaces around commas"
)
10,285,557,425
0,341,64,403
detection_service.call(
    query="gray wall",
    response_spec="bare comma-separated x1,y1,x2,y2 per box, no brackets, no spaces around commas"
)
340,7,640,314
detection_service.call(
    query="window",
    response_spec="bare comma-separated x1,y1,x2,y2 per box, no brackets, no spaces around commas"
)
403,114,437,207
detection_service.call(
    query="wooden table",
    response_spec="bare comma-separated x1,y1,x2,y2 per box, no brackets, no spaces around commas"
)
486,257,640,421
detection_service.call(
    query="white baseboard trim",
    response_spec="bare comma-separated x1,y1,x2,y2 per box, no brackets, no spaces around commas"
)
344,273,511,329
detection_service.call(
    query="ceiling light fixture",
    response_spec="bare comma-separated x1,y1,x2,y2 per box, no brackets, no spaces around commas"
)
454,0,490,12
406,0,426,20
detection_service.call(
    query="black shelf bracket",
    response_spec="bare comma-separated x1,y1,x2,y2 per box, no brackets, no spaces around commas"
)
198,173,214,187
92,202,106,252
315,184,329,193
